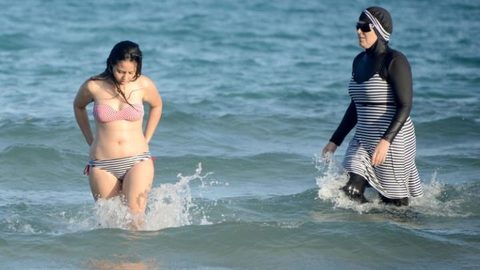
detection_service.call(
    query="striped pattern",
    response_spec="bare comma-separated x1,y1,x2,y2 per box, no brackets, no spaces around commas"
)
363,10,390,42
343,74,423,198
93,103,144,123
88,152,152,181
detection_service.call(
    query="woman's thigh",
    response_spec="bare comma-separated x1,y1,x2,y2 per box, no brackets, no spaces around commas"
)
121,159,155,213
88,167,122,200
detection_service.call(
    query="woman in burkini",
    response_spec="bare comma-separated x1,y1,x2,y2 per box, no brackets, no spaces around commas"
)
74,41,162,228
322,7,423,206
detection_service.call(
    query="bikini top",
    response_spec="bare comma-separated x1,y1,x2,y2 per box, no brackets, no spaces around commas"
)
93,103,144,123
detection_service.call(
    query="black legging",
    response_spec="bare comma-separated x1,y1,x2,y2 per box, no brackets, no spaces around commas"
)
342,173,409,206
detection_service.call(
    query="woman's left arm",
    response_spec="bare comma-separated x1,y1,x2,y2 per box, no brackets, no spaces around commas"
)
383,51,413,143
142,76,163,144
372,51,413,166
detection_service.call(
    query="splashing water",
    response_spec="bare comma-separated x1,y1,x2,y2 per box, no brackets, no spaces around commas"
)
314,152,374,213
313,153,471,217
144,163,214,230
92,163,215,231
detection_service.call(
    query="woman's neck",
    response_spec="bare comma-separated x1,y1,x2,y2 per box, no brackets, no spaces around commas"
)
366,40,388,56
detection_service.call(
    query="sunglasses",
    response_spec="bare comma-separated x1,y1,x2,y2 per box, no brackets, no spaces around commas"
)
356,22,372,32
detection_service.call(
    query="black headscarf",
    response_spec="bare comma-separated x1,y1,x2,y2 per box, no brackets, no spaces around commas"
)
359,6,393,42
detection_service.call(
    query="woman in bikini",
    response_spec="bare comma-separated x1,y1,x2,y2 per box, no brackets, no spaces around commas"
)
74,41,162,228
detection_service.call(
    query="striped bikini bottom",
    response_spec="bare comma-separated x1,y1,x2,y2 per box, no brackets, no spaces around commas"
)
84,152,153,181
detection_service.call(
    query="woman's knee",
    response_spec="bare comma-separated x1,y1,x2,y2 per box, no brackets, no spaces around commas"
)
341,173,369,203
127,191,149,213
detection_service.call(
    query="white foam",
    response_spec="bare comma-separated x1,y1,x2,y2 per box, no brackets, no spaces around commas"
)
313,153,471,217
5,216,37,234
314,153,375,214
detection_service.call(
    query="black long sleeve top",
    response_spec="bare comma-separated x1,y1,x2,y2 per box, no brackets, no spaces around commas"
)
329,39,413,146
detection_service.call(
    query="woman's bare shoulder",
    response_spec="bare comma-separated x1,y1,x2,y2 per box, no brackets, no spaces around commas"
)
83,77,109,94
137,75,159,94
137,74,155,87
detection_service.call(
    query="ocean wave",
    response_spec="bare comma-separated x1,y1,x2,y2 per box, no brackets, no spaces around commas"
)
2,150,477,235
0,33,33,51
0,143,85,190
1,159,478,270
415,116,480,140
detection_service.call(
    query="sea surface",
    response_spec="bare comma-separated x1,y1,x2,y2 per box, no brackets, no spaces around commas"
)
0,0,479,269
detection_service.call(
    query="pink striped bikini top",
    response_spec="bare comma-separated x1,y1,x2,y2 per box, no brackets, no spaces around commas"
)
93,103,144,123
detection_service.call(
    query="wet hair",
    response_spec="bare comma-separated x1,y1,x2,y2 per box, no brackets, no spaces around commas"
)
92,40,143,105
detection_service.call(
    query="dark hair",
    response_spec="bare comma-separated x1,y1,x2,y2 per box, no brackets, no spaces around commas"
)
92,40,143,105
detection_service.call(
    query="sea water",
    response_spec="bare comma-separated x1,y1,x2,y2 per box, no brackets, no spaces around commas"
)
0,0,479,269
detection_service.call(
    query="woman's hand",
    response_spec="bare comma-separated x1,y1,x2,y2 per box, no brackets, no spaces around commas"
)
322,141,338,161
371,139,391,166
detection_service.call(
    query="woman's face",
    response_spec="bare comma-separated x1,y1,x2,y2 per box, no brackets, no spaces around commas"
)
356,21,378,49
112,60,137,85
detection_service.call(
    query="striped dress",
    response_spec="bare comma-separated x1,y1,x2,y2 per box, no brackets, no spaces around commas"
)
343,74,423,199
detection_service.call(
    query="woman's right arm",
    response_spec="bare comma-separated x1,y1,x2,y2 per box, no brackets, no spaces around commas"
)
322,100,357,155
73,81,94,146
